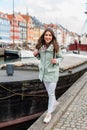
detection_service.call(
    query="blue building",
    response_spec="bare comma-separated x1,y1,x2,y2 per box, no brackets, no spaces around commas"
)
0,12,10,46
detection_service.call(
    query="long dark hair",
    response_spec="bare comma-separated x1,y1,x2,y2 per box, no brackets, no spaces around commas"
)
36,28,59,53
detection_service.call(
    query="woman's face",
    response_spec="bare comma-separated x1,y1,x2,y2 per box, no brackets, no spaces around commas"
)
44,31,53,45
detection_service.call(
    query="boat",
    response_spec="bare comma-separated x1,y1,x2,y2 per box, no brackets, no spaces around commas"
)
4,49,19,58
4,49,34,58
0,54,87,130
19,49,34,58
68,34,87,53
68,43,87,52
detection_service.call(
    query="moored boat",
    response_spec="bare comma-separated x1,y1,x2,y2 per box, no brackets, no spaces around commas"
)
19,49,34,58
4,49,34,58
68,43,87,52
0,54,87,129
4,49,19,58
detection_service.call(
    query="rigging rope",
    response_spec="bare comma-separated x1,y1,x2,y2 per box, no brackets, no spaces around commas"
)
0,84,46,100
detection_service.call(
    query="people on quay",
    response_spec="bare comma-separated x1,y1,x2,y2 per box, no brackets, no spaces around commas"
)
33,28,63,123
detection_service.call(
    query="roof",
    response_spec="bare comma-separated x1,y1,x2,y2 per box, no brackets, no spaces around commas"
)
7,13,26,23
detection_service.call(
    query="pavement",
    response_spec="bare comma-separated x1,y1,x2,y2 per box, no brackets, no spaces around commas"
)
27,72,87,130
52,72,87,130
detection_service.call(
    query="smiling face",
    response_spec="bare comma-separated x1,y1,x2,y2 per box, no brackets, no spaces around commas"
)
44,31,53,45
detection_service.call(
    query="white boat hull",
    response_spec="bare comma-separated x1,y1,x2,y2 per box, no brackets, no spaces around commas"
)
4,49,34,58
19,50,34,58
4,49,19,57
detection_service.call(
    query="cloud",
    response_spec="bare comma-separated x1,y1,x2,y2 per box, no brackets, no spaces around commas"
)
0,0,87,34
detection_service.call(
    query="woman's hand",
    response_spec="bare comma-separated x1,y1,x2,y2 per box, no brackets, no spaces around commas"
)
33,49,39,57
51,58,58,64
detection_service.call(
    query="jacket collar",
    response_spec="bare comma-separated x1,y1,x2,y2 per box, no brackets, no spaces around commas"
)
41,44,54,51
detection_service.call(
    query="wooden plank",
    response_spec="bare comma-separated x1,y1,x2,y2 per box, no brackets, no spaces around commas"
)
0,70,39,83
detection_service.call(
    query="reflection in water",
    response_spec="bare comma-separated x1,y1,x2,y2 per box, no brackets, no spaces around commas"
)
4,57,20,62
0,57,20,65
0,57,36,65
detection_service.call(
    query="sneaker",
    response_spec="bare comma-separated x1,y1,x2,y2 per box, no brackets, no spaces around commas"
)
43,113,51,123
52,101,60,112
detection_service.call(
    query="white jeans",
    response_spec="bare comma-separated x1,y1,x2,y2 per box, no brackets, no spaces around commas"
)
44,82,57,113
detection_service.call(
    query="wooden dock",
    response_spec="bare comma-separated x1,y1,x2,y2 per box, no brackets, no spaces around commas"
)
27,72,87,130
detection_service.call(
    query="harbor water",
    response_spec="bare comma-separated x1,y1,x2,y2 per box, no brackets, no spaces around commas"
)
0,51,87,66
0,57,35,65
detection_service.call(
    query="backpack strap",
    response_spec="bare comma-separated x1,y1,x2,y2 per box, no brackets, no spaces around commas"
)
53,48,55,58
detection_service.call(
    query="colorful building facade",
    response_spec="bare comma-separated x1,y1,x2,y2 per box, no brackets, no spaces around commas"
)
0,12,10,46
0,11,80,48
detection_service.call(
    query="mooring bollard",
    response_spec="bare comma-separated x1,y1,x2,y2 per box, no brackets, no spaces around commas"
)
6,64,14,76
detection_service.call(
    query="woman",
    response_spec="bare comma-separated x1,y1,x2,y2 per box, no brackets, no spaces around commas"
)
33,28,63,123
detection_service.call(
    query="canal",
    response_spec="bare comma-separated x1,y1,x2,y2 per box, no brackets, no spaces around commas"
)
0,57,36,65
0,51,87,65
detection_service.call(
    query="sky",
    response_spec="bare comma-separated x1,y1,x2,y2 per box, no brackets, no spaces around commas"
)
0,0,87,34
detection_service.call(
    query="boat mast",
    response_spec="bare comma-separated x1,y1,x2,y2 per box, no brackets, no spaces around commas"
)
26,7,28,49
84,2,87,34
81,3,87,35
13,0,15,48
84,3,87,15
